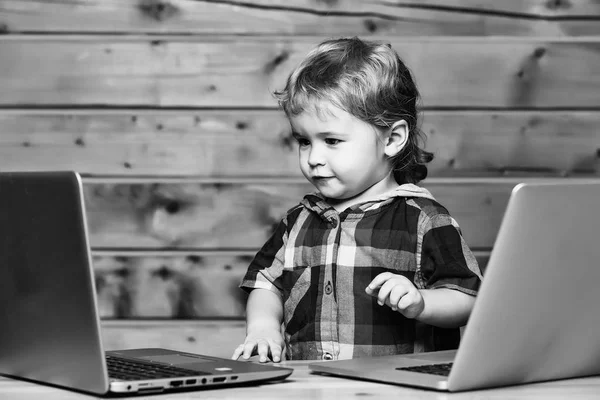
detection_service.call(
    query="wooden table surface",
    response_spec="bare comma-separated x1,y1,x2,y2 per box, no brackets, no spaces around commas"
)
2,361,600,399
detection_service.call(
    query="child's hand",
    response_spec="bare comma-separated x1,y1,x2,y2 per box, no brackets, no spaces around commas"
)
231,328,285,363
365,272,424,319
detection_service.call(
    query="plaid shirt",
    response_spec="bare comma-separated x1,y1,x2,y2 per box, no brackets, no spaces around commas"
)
240,185,482,361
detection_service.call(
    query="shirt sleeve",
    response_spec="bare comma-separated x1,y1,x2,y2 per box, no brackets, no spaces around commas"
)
239,216,288,297
416,213,482,295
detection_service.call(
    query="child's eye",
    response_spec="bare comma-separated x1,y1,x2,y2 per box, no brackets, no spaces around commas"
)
296,138,310,147
325,138,341,145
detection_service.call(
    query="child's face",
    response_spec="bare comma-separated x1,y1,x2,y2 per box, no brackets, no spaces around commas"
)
289,101,393,207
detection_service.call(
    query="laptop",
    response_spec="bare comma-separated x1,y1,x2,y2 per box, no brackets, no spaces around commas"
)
309,180,600,392
0,171,292,395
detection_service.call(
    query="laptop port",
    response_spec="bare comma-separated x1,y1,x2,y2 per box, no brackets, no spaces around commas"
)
213,377,226,383
185,379,197,385
170,380,183,387
231,376,238,381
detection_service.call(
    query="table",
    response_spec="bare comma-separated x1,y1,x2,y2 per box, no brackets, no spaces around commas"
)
2,361,600,399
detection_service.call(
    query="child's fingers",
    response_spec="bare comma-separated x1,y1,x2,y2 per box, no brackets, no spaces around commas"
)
256,339,271,362
388,285,410,311
375,279,401,306
366,272,394,293
241,341,257,360
267,339,284,363
281,344,287,362
397,292,414,311
397,290,423,318
231,344,245,360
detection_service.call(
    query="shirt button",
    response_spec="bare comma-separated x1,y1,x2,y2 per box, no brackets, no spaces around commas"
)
325,282,333,295
323,353,334,361
330,219,338,228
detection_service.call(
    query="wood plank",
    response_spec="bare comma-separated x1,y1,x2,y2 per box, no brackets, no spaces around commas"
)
100,320,246,358
0,1,598,36
94,253,251,318
424,111,600,177
93,252,490,319
382,0,600,17
1,39,599,108
0,110,598,177
84,180,305,249
81,179,516,250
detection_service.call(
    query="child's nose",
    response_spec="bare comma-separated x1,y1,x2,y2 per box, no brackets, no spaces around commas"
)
307,145,326,167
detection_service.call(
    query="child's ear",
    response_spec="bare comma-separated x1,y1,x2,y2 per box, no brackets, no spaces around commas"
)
384,120,409,157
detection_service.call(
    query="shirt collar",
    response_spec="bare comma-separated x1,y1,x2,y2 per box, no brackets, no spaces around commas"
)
300,184,436,220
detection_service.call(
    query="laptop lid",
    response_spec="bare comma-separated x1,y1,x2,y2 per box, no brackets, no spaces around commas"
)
0,171,292,395
309,180,600,391
448,180,600,391
0,171,109,394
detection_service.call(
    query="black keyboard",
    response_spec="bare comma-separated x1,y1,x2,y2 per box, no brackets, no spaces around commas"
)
106,355,207,381
396,362,453,376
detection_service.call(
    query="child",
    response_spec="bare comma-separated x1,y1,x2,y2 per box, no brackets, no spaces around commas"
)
231,37,482,362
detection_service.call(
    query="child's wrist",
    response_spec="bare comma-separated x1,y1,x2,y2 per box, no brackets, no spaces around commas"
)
411,290,427,320
247,320,281,334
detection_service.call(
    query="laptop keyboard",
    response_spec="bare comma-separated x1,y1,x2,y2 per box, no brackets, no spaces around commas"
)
396,362,454,376
106,355,207,381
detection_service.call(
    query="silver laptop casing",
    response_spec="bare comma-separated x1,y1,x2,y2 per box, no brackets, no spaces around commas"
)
310,180,600,391
0,171,292,395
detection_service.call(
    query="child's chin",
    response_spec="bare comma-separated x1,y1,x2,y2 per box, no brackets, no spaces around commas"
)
318,189,342,199
321,193,352,204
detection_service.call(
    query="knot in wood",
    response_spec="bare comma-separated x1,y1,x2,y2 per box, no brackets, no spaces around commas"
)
138,0,178,22
545,0,572,10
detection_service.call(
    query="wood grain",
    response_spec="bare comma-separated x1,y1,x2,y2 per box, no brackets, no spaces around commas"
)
4,359,600,399
93,251,490,318
0,0,598,36
1,39,599,108
0,110,598,177
94,253,251,318
82,179,514,250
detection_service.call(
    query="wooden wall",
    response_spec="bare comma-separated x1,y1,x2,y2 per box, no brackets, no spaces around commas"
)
1,0,599,358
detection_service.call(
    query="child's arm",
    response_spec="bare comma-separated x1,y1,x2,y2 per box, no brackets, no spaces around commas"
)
231,288,285,363
366,272,475,328
418,286,475,328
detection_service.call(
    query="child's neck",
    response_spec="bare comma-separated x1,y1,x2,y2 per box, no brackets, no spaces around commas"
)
327,172,399,213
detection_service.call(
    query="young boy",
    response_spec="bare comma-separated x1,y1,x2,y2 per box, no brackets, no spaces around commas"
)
232,37,482,362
